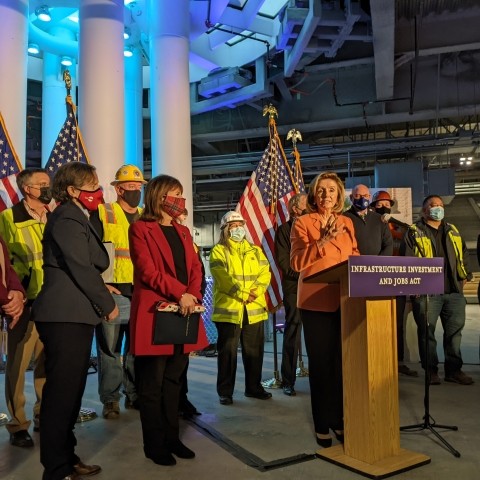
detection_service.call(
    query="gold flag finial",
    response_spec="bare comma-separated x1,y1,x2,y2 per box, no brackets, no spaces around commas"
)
63,70,72,96
287,128,302,150
262,104,278,120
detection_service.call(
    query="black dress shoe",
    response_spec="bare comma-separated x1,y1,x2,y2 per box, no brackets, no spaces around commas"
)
146,452,176,466
73,461,101,476
219,395,233,405
245,390,272,400
10,430,34,448
179,398,201,417
168,440,195,459
333,430,344,443
316,436,333,448
283,385,296,396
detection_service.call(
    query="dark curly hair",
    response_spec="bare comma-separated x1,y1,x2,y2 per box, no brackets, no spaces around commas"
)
52,162,97,204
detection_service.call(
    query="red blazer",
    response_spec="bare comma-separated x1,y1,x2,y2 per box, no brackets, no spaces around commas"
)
129,220,208,355
290,213,359,312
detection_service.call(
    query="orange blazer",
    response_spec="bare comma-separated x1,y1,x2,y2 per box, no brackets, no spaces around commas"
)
290,213,359,312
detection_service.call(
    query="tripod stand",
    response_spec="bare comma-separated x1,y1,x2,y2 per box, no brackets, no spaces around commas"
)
400,294,460,457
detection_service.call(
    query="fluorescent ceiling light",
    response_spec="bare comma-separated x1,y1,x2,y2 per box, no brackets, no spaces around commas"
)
61,56,73,66
27,43,40,54
36,5,51,22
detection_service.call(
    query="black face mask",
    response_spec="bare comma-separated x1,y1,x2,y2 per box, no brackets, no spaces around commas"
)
122,190,141,208
38,187,53,205
375,206,391,216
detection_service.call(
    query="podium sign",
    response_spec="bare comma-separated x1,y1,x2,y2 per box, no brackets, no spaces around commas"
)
303,258,432,478
348,255,444,297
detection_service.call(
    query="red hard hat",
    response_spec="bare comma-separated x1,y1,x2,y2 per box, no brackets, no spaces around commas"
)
370,190,395,207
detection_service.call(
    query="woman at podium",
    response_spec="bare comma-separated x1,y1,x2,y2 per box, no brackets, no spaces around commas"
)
290,172,359,448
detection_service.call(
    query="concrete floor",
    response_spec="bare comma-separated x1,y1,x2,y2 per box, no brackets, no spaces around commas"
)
1,305,479,480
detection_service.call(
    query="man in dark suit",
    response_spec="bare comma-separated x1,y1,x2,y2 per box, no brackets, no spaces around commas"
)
274,193,307,396
343,184,393,256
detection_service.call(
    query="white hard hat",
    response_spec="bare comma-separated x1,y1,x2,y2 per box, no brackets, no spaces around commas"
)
220,211,245,229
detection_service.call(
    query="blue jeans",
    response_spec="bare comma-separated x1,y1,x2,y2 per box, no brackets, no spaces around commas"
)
96,294,137,404
411,293,466,376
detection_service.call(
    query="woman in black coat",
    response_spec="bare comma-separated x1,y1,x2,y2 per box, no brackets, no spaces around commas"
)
33,162,118,480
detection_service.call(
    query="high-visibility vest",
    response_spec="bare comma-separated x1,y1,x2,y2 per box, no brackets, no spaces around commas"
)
209,239,271,325
0,204,45,300
98,202,141,284
409,223,468,280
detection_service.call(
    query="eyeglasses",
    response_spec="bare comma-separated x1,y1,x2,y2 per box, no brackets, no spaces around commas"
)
27,183,50,189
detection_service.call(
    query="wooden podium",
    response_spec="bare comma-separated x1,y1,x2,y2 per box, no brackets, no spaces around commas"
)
304,261,430,479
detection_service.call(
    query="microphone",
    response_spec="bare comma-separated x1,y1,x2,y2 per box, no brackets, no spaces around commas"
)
381,214,411,229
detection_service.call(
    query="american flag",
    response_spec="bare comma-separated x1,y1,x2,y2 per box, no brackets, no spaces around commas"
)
45,95,89,177
236,134,303,310
0,112,23,212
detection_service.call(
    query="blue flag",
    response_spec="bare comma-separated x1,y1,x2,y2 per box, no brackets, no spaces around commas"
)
45,95,89,177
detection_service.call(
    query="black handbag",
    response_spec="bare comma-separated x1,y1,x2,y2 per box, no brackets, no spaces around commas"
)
153,309,201,345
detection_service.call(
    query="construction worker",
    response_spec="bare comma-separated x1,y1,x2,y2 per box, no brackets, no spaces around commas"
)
0,168,52,447
90,164,146,419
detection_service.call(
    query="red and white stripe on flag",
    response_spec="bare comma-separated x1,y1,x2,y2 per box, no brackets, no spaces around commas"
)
236,138,296,310
0,112,23,212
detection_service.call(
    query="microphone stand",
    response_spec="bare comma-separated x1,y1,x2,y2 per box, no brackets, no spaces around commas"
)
400,228,460,457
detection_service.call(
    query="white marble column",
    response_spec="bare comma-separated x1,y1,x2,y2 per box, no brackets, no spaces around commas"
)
42,28,78,166
78,0,125,201
124,47,143,169
149,0,193,217
0,0,28,164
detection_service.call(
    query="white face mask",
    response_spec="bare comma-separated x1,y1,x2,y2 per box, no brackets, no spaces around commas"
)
229,226,246,242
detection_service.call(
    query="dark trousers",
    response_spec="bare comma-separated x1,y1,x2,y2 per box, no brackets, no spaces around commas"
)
411,293,466,375
280,292,302,387
135,347,188,457
215,313,265,397
35,322,94,480
300,308,343,435
396,296,407,362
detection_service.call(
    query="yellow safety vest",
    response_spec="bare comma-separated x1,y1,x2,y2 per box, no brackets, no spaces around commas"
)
0,205,45,300
98,202,142,284
209,239,271,325
409,223,468,280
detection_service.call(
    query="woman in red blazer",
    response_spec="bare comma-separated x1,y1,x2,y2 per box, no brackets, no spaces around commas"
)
129,174,207,467
290,172,359,448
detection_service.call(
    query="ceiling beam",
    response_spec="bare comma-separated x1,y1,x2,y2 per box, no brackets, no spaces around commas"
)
370,0,395,100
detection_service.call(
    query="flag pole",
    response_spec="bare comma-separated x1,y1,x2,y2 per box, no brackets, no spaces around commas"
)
261,104,283,389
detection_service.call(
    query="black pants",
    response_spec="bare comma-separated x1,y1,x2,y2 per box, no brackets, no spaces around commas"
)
215,312,265,397
135,347,188,457
35,322,94,480
300,308,343,435
280,292,302,387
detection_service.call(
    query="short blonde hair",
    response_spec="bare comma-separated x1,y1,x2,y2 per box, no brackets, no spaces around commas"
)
306,172,345,214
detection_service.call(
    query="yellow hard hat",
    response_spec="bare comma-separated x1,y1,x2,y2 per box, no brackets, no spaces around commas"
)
110,165,147,185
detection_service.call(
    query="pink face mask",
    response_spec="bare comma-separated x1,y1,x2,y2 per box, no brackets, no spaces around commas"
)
162,195,186,219
77,188,105,211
